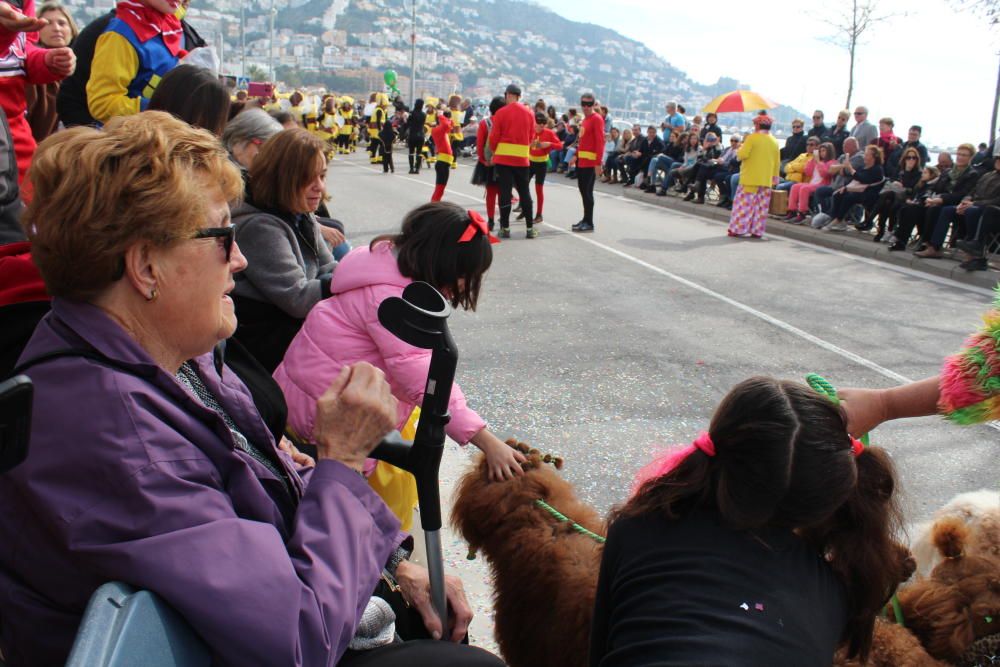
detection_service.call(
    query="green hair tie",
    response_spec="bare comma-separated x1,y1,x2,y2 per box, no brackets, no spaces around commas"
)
805,373,870,447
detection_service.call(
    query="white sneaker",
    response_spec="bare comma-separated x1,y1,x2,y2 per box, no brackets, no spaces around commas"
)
811,212,832,229
827,221,849,232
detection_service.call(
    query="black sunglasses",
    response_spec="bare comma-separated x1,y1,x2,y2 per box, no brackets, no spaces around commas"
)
194,226,235,262
580,100,595,107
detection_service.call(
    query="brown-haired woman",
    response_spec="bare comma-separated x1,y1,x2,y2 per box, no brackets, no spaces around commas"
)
590,377,903,666
825,144,885,232
148,64,232,137
25,1,78,142
231,128,344,372
275,202,527,482
872,146,923,242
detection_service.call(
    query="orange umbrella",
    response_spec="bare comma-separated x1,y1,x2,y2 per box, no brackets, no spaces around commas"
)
702,90,778,114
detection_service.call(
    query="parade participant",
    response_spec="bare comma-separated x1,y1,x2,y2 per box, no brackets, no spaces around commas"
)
591,377,903,666
368,92,388,164
287,90,307,128
471,95,503,230
570,92,604,233
727,114,780,239
317,95,337,158
406,97,425,173
379,109,396,174
86,0,188,124
488,83,535,238
275,201,527,484
524,110,561,225
448,93,463,170
335,97,354,154
423,98,438,164
429,109,454,201
0,0,75,184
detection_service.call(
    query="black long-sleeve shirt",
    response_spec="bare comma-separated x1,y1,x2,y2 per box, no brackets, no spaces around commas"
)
590,511,847,667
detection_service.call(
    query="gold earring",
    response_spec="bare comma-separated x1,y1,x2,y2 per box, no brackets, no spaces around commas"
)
147,287,158,302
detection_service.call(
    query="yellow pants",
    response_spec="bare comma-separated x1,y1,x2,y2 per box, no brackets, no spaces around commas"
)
367,408,420,530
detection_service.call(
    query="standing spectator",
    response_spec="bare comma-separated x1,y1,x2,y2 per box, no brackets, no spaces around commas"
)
807,110,827,140
662,101,685,137
888,125,929,168
821,109,851,156
825,145,885,232
25,2,77,143
699,112,722,141
488,83,535,238
571,91,604,233
849,106,878,148
727,114,780,239
876,117,900,177
780,118,807,164
86,0,190,124
785,142,836,223
0,0,75,184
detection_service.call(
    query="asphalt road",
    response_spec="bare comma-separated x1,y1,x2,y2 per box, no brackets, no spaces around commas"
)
327,149,997,523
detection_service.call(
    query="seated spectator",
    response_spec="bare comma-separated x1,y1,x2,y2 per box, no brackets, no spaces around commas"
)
147,64,230,137
601,126,623,183
917,148,999,258
973,141,991,170
807,110,827,140
779,118,807,165
231,128,338,372
872,146,924,242
658,131,700,194
824,144,885,232
776,136,821,191
887,124,929,169
699,112,722,141
849,106,878,148
625,125,663,187
713,134,742,208
691,134,741,206
821,109,851,157
888,165,945,250
937,151,954,173
223,106,283,172
590,377,902,666
0,0,75,183
682,133,722,201
955,198,1000,271
557,122,578,174
784,141,836,223
898,144,977,254
1,111,501,667
648,129,684,193
811,137,864,229
25,1,79,143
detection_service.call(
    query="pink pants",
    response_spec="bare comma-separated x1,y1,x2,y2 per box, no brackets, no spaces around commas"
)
728,186,771,237
788,182,822,213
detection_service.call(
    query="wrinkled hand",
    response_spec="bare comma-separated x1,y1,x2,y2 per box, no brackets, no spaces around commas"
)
311,363,397,471
319,225,345,248
395,561,472,642
0,3,47,33
837,387,889,437
44,47,75,77
278,436,315,468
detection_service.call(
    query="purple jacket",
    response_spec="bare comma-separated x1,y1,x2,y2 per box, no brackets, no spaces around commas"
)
0,299,401,666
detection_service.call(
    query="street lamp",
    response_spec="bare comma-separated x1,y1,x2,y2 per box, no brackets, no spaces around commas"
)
409,0,417,106
240,0,246,78
268,0,276,83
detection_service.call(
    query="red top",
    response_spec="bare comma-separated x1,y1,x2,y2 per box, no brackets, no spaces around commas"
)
431,114,453,160
488,102,533,167
577,113,606,168
0,242,49,307
476,118,492,165
530,127,562,162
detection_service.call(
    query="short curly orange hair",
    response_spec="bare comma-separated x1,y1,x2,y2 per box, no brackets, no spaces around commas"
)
24,111,243,301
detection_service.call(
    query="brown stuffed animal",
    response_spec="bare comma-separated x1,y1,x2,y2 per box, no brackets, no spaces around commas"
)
896,517,1000,666
450,440,602,667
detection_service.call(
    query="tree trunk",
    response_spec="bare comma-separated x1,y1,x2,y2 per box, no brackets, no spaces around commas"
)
992,51,1000,144
845,0,858,109
845,41,855,109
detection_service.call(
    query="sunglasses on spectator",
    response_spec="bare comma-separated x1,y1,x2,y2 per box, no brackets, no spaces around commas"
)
580,100,594,107
812,115,822,119
854,111,865,116
905,156,918,161
194,226,236,262
793,125,803,129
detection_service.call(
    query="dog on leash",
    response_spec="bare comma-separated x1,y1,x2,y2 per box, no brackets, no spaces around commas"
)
909,489,1000,579
450,440,604,667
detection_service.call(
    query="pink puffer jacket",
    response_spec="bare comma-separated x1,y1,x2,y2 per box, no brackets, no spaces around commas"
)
273,242,486,446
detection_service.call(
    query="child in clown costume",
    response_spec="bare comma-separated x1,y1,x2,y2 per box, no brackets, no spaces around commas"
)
86,0,187,124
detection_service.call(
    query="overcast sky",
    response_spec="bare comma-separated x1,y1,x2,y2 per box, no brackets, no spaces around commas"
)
536,0,997,149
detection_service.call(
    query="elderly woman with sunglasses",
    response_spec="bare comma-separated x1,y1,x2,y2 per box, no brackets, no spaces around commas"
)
0,112,500,667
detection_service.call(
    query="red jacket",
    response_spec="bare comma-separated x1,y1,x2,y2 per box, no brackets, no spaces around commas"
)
431,113,453,164
488,102,533,168
476,118,492,165
530,127,561,163
577,113,605,168
1,0,64,186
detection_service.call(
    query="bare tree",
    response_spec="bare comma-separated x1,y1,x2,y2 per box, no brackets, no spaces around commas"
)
952,0,1000,141
822,0,895,109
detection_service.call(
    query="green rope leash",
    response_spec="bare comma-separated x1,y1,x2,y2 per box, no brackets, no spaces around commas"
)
805,373,870,446
534,499,606,544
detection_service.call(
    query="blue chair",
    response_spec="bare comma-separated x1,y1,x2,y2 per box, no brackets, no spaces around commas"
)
65,582,209,667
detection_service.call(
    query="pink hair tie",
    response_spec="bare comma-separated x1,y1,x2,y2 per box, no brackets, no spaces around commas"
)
693,431,715,457
850,437,865,458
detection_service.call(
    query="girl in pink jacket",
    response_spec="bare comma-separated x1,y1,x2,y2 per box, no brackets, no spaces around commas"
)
274,201,526,481
785,142,837,224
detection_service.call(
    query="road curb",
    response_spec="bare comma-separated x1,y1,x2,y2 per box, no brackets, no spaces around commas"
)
620,187,1000,291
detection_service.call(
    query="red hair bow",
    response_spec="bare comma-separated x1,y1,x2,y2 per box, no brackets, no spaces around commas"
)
850,437,865,458
458,210,500,245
